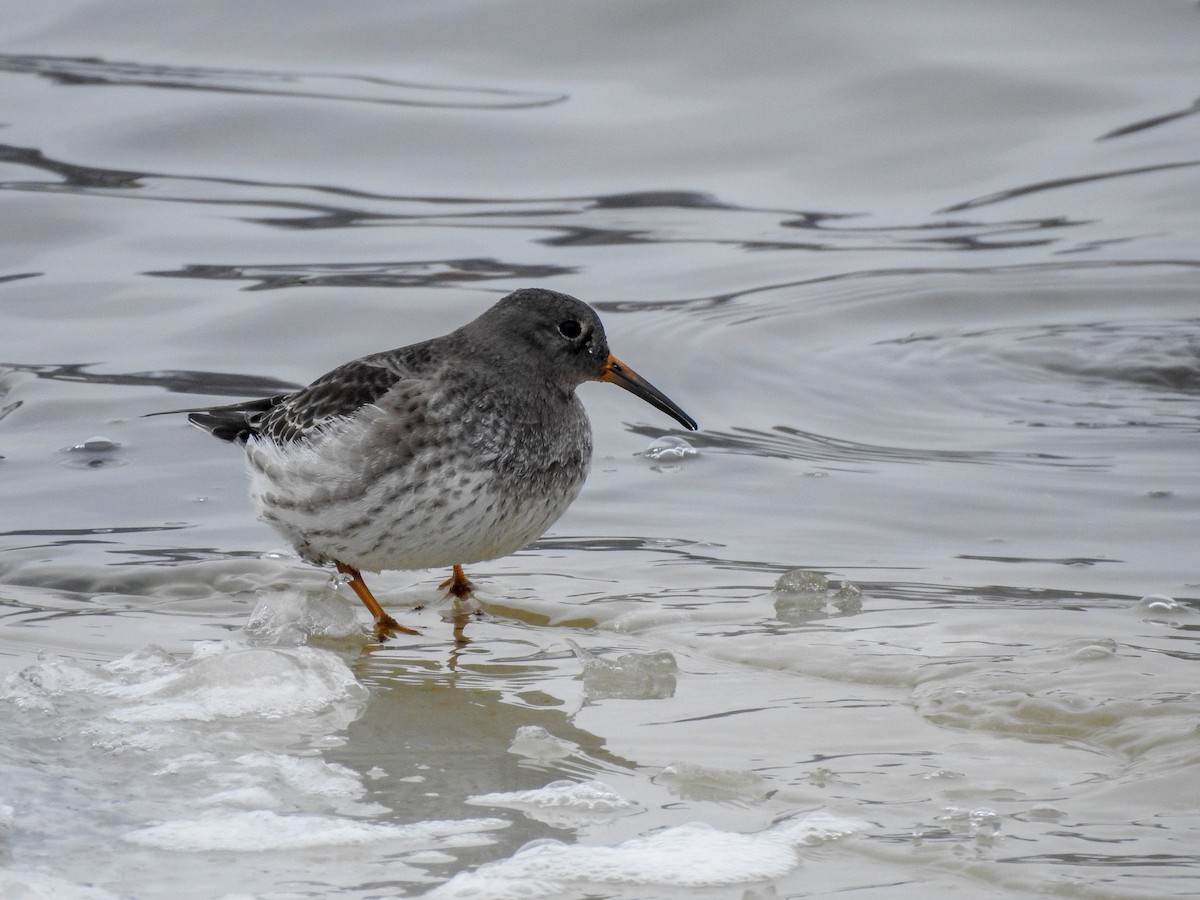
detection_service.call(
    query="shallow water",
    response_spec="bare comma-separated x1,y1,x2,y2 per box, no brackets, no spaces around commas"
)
2,1,1199,897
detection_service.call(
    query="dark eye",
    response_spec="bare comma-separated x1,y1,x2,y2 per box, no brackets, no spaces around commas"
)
558,320,582,339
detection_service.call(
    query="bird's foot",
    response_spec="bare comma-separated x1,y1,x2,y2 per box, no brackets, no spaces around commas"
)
334,561,420,639
438,564,475,600
375,613,421,639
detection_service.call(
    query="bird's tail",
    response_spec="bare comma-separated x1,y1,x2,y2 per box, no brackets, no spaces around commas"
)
145,395,285,443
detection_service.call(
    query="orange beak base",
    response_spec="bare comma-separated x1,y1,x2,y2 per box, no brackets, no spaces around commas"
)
599,354,697,431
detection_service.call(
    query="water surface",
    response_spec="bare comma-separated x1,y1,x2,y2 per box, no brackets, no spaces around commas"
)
2,2,1199,897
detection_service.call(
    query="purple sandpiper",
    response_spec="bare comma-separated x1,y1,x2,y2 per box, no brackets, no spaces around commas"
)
176,288,697,635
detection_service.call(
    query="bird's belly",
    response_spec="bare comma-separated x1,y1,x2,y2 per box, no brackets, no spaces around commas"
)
243,433,587,572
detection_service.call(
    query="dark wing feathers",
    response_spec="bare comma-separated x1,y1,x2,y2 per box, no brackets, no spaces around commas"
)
163,341,443,445
255,355,407,443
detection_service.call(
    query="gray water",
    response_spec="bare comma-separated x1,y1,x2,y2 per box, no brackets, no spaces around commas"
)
2,1,1199,897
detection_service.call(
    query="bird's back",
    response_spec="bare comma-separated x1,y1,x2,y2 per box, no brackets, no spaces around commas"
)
188,341,440,445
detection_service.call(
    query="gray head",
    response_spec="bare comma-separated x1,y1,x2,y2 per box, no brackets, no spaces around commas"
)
465,288,697,430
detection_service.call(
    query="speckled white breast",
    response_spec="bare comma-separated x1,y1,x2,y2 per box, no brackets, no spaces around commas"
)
242,394,591,573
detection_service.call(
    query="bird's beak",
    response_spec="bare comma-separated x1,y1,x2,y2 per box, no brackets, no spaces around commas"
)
599,353,698,431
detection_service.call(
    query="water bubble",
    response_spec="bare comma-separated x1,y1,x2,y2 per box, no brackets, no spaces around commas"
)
569,641,677,701
968,808,1001,841
834,581,863,613
641,435,698,461
641,436,698,471
60,435,126,469
466,780,638,827
68,436,121,453
773,571,864,623
1138,594,1181,612
244,589,364,645
805,767,842,789
1072,639,1117,661
773,569,828,594
508,725,576,762
654,762,771,802
1023,806,1066,822
921,769,964,781
938,806,1001,843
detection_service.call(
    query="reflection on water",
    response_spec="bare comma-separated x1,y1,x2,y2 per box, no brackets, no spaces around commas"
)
0,53,569,110
941,159,1200,213
3,0,1200,897
1,362,300,397
147,259,577,291
1099,96,1200,141
636,423,1098,467
4,136,1191,258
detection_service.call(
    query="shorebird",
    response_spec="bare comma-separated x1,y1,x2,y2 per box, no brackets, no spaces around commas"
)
174,288,697,636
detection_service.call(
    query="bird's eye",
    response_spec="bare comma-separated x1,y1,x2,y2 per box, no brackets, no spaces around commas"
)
558,320,582,339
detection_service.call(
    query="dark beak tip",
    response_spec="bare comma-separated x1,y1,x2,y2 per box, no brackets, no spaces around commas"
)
648,400,698,433
601,355,696,432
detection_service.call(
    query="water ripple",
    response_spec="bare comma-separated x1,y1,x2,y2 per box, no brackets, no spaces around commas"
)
940,160,1200,213
147,259,576,291
630,425,1103,469
880,318,1200,429
2,142,1180,259
0,363,300,397
1098,96,1200,141
599,259,1200,322
0,54,567,110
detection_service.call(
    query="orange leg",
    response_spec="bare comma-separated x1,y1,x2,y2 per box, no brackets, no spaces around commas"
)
438,564,475,599
336,561,419,636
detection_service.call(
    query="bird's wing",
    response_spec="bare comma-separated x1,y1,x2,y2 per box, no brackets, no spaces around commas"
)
153,344,438,445
254,351,426,444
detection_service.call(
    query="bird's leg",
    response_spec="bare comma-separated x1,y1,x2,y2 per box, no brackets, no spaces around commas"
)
442,565,476,644
438,564,475,600
450,610,472,646
335,561,420,636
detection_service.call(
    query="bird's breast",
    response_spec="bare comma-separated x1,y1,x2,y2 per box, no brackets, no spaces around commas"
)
242,386,593,571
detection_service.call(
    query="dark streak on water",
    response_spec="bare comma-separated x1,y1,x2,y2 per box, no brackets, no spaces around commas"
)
2,2,1200,897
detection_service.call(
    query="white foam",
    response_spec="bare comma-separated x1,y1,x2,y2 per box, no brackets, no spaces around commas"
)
428,810,867,898
198,786,281,810
122,810,509,852
506,725,577,762
232,751,364,798
0,652,113,712
107,642,367,723
1,642,367,725
569,641,678,701
243,587,366,644
147,750,381,817
654,762,771,802
467,780,637,827
1,641,377,828
0,870,123,900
